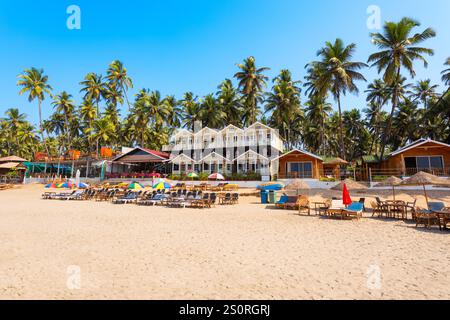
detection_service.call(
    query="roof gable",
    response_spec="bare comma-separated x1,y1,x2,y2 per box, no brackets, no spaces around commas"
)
390,139,450,157
113,147,169,162
271,149,323,162
234,150,269,162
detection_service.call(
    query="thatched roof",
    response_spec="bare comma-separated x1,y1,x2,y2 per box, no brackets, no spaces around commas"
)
285,179,310,190
323,157,349,165
0,156,27,163
0,162,26,170
400,172,450,186
331,179,368,191
374,176,402,187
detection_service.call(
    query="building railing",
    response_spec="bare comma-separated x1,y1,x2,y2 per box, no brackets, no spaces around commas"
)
369,167,450,181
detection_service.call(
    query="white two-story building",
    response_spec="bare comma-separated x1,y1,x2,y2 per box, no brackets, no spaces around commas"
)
163,122,284,177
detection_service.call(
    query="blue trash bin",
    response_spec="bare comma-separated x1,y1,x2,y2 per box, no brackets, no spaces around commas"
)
260,190,269,204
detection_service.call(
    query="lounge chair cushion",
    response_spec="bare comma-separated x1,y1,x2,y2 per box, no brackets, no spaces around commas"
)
346,202,364,212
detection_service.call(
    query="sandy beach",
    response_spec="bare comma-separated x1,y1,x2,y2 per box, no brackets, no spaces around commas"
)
0,184,449,300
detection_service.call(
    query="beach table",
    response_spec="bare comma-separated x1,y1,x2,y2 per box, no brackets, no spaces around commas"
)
313,202,328,216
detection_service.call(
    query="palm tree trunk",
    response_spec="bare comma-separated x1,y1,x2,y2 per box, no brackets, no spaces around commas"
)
379,68,401,164
38,99,49,155
337,93,345,160
122,84,132,111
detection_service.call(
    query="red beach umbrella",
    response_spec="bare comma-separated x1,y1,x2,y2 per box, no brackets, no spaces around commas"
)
342,183,352,207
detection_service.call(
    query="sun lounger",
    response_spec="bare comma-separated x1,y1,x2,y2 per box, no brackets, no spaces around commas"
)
112,192,139,204
276,195,289,208
59,190,85,201
342,202,364,220
325,200,345,218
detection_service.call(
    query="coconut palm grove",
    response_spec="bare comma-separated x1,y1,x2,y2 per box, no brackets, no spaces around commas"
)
1,17,450,165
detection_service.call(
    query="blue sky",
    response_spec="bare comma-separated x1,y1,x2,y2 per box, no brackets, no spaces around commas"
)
0,0,449,125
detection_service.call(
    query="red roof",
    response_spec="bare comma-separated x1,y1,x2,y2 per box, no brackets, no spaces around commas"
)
142,148,170,159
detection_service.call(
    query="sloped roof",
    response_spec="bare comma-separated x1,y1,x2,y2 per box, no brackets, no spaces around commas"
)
322,157,349,165
234,149,269,162
0,162,26,169
271,149,323,162
0,156,27,163
390,139,450,157
113,147,169,163
170,153,196,163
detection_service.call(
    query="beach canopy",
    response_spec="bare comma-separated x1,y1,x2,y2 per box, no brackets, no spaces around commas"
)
257,181,284,191
400,172,450,208
374,176,403,201
285,179,310,191
343,183,352,206
128,182,144,190
153,181,172,190
331,179,368,191
208,173,225,181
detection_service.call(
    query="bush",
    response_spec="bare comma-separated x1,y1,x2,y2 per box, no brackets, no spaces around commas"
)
320,177,336,182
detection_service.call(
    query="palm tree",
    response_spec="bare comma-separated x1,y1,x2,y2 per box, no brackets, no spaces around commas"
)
104,86,124,109
106,60,133,110
17,67,53,153
1,108,27,155
217,80,243,127
52,92,75,152
199,94,226,129
80,73,106,114
304,95,332,154
368,17,436,161
306,39,367,159
181,92,201,131
265,70,303,149
164,95,183,128
410,79,439,109
80,99,98,153
93,116,116,156
234,56,270,126
443,58,450,85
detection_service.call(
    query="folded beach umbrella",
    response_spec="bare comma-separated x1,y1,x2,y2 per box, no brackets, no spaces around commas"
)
153,181,172,190
343,183,352,207
208,173,225,181
128,182,144,190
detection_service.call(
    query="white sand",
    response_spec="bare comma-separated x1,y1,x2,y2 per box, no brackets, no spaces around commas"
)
0,185,449,300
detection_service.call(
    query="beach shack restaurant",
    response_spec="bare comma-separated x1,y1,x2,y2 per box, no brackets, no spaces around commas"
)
108,147,170,179
361,139,450,178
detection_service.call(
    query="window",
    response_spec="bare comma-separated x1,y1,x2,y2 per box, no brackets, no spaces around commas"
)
288,162,313,179
173,164,180,171
404,156,444,174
